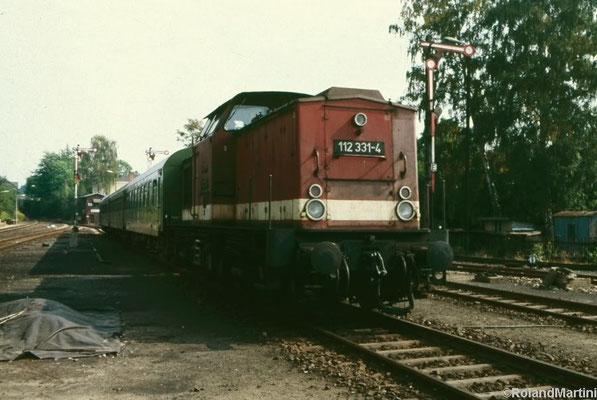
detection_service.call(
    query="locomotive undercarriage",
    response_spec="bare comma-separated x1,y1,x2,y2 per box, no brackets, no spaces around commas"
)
165,225,452,313
294,235,450,313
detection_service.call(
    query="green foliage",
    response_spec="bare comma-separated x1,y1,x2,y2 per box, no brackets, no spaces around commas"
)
393,0,597,232
0,176,16,217
117,160,133,177
78,135,120,195
531,242,545,261
23,137,133,219
586,247,597,264
176,118,204,147
26,148,74,219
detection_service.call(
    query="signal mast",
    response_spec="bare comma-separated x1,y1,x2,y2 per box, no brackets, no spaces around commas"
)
72,144,97,230
418,38,474,229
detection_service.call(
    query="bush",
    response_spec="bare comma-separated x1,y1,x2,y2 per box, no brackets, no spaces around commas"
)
16,211,26,221
0,210,9,221
531,243,545,261
586,247,597,264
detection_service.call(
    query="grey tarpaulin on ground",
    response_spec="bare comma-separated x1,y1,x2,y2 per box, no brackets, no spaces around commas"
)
0,298,121,361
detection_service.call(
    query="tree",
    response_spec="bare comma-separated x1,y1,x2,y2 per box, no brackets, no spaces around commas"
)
117,160,133,177
25,148,74,219
78,135,119,195
0,176,17,220
176,118,204,147
392,0,597,234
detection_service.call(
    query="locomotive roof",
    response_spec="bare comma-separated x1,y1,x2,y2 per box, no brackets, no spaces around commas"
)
205,87,415,120
205,91,309,118
300,87,417,110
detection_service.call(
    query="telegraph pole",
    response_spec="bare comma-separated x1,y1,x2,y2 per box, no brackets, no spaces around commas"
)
418,38,474,229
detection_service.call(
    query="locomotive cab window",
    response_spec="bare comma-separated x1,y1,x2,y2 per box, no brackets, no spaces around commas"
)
224,105,270,131
202,116,220,139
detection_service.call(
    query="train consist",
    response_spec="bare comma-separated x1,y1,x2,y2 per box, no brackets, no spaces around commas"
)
99,87,452,311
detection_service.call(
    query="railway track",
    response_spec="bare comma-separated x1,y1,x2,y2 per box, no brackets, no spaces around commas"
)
452,261,597,281
315,304,597,399
0,221,41,235
454,255,597,272
433,282,597,325
0,223,70,252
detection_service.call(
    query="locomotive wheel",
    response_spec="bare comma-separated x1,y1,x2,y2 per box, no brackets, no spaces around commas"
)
386,254,415,314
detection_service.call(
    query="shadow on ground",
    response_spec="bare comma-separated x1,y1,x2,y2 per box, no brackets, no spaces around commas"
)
0,231,275,351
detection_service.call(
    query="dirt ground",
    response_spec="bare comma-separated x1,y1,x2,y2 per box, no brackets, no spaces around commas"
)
2,231,596,399
0,231,359,400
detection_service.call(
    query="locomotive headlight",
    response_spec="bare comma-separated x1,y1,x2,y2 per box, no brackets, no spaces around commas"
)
353,112,367,127
396,200,416,221
306,199,326,221
308,183,323,198
399,186,412,200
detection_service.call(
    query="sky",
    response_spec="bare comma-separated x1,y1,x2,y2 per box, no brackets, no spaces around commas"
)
0,0,415,187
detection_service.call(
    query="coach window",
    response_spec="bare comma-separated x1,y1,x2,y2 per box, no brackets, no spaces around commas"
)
152,180,156,206
157,177,161,205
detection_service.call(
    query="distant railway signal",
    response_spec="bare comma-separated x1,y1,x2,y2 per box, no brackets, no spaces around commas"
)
419,40,475,58
145,147,169,165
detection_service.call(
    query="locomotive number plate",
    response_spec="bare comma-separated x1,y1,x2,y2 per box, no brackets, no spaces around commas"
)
333,140,385,157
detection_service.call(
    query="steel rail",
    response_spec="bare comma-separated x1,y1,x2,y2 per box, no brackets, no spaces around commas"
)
433,282,597,325
0,221,40,235
0,226,70,252
454,255,597,272
451,262,597,281
314,303,597,399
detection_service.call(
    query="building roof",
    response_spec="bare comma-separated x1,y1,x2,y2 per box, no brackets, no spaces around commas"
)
553,210,597,217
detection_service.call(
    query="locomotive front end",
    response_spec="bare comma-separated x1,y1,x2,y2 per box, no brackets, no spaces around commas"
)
293,87,452,311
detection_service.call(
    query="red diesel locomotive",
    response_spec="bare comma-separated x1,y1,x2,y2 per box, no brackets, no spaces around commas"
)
100,87,452,311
